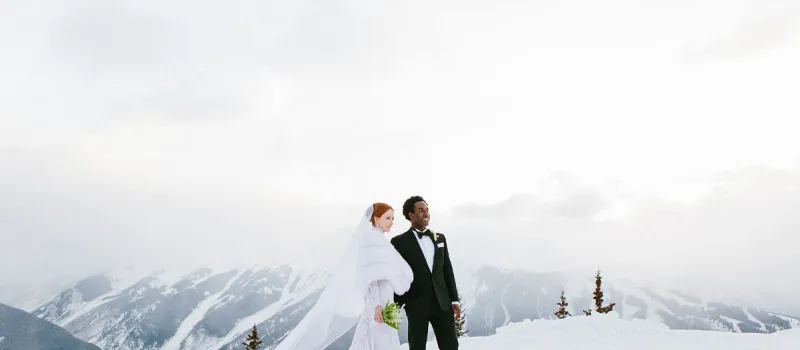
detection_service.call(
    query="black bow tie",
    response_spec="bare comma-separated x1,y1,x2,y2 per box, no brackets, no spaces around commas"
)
415,229,432,239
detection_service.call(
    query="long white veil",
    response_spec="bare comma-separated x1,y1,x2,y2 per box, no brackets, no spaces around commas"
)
272,205,413,350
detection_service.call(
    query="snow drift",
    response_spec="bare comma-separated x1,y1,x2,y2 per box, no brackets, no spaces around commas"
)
403,312,800,350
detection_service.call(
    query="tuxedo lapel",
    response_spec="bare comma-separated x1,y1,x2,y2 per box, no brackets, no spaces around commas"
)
431,236,444,275
405,230,431,275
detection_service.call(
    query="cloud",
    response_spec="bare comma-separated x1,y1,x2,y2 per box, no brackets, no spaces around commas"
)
49,1,181,71
0,0,392,125
0,147,354,293
2,0,800,314
452,172,614,220
440,164,800,313
3,157,798,313
681,13,800,63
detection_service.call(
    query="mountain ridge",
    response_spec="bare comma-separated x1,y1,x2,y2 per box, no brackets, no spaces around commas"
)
22,264,800,350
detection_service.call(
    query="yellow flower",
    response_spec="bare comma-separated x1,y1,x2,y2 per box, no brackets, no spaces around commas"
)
430,229,438,242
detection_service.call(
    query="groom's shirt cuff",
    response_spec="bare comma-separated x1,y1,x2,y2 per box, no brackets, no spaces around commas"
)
452,301,459,305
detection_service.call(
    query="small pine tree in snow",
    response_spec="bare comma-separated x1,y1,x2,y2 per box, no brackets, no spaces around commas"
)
583,309,592,316
593,269,616,314
554,288,571,319
454,295,468,337
242,324,263,350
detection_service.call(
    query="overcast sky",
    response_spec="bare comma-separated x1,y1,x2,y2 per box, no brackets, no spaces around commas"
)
1,0,799,312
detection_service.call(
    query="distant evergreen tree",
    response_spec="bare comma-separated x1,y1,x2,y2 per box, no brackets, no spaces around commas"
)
554,288,572,319
593,269,616,314
454,295,468,337
583,309,592,316
242,324,263,350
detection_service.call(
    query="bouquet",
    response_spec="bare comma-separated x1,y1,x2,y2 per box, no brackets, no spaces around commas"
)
382,301,403,330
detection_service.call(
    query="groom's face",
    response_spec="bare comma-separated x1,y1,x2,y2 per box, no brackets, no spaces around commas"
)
410,201,430,228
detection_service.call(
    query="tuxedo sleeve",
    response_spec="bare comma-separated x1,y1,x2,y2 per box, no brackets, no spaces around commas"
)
442,234,459,302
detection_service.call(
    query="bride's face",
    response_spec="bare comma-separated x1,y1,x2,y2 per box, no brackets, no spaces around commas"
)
374,209,394,233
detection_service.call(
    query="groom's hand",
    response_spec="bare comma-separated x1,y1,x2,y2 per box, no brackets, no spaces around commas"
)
452,304,461,320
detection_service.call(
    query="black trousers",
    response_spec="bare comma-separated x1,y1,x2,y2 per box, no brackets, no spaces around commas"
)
406,290,458,350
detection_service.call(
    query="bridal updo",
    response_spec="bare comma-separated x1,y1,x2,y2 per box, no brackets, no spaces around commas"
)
370,202,393,225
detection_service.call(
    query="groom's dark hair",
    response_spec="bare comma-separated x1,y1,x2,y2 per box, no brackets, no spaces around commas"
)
402,196,426,220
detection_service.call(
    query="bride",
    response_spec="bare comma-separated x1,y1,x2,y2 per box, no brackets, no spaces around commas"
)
272,203,414,350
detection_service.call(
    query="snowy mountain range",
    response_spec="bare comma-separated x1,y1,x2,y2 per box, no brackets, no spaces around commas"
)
19,264,800,350
464,266,800,336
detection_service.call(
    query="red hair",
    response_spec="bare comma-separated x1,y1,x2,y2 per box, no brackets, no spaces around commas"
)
370,202,393,224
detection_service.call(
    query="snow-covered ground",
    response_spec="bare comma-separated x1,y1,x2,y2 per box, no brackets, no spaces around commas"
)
402,313,800,350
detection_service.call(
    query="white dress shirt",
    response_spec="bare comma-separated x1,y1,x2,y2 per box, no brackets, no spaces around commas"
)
413,228,435,271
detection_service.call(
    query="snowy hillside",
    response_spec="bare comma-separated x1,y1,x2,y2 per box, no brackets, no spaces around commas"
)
402,313,800,350
21,264,800,350
0,302,100,350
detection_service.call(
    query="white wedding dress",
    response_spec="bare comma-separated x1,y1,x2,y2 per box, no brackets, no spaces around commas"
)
348,255,403,350
272,206,413,350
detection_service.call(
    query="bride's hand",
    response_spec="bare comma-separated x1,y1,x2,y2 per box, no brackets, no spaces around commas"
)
373,305,384,324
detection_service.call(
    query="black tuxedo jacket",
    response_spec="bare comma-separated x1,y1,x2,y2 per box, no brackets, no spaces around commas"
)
391,229,459,312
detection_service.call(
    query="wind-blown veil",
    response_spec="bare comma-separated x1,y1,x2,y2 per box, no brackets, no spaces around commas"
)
272,205,413,350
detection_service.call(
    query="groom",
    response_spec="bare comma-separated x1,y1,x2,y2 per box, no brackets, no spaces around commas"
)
391,196,460,350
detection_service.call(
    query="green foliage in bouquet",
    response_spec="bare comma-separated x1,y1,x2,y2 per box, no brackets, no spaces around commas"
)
382,301,403,330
